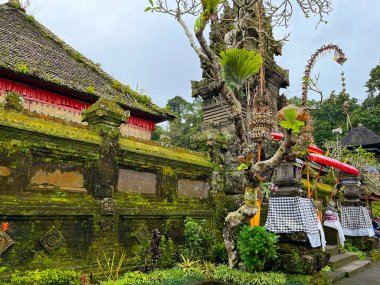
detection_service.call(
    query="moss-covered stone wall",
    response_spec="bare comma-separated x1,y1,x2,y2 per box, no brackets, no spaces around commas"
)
0,107,214,277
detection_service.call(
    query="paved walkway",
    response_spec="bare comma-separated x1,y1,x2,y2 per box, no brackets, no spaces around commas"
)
335,261,380,285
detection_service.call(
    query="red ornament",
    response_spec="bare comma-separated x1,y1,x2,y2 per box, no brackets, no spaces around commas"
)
269,132,284,141
308,153,360,175
1,222,10,232
308,145,324,155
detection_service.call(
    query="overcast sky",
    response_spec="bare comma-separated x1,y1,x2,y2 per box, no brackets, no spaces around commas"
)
1,0,379,107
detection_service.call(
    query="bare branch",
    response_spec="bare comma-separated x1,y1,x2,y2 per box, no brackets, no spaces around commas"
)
250,130,294,177
264,0,332,28
177,16,208,60
148,0,207,60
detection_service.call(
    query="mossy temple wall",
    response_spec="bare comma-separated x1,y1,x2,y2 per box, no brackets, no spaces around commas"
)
0,98,214,276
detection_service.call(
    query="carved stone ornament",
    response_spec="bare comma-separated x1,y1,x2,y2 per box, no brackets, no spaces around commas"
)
101,198,115,216
0,231,14,255
249,105,274,142
100,217,115,231
40,230,64,252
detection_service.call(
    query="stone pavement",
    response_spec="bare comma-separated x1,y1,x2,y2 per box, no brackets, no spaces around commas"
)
335,260,380,284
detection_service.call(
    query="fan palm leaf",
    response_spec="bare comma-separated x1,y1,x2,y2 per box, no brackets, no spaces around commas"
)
219,48,262,93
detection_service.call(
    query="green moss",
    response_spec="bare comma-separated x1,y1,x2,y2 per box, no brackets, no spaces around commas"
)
86,86,95,94
0,108,101,144
15,63,28,74
119,136,212,168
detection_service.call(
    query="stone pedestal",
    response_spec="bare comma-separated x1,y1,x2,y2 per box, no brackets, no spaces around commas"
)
268,162,328,273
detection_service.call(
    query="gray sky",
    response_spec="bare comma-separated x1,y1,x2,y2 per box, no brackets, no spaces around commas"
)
1,0,379,107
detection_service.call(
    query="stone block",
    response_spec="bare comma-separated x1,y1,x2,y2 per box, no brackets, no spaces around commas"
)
117,169,157,194
29,169,85,192
178,179,209,199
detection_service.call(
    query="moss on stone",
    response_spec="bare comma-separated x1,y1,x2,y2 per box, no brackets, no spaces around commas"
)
0,108,101,143
119,136,213,168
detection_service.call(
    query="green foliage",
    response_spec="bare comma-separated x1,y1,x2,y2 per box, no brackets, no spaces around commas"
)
131,225,151,267
219,48,262,93
4,92,24,112
157,96,203,149
156,235,176,269
86,86,95,94
15,63,29,74
237,226,279,272
10,269,81,285
372,201,380,218
101,267,204,285
370,249,380,262
103,264,288,285
194,0,223,33
321,265,333,273
97,252,126,281
210,242,228,264
213,265,287,285
183,217,214,260
279,107,305,134
344,243,367,260
365,61,380,98
176,255,203,276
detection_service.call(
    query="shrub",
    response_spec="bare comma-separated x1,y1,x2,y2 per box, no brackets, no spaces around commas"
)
370,249,380,262
214,265,287,285
100,267,205,285
344,242,367,260
156,235,176,269
4,92,24,112
183,217,214,260
10,269,81,285
237,226,279,271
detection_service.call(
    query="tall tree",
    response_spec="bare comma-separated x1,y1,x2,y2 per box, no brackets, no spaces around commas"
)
146,0,333,268
351,62,380,135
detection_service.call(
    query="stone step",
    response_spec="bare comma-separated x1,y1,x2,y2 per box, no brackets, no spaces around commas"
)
327,271,346,283
325,245,339,256
329,253,358,268
336,260,372,278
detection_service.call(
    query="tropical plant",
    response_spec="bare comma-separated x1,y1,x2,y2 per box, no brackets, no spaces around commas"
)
237,226,279,272
183,217,214,260
213,265,287,285
156,235,176,269
344,243,367,260
194,0,223,32
176,255,202,276
11,269,81,285
278,106,306,134
202,261,216,278
219,48,262,93
97,252,126,281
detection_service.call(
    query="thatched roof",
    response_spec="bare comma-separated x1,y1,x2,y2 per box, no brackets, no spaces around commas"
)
0,2,174,122
342,125,380,148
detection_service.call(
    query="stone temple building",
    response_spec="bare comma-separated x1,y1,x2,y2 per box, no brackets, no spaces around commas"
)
0,1,213,275
191,2,289,132
0,1,174,140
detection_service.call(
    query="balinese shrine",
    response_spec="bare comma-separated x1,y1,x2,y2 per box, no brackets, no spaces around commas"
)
0,0,214,276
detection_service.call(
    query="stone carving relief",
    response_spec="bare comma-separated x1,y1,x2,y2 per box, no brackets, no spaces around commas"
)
40,230,64,252
101,198,115,216
0,231,14,255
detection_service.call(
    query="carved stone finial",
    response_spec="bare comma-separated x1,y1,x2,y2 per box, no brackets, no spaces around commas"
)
82,98,130,135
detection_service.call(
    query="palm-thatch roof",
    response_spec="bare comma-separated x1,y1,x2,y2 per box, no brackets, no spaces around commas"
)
0,1,174,122
342,125,380,149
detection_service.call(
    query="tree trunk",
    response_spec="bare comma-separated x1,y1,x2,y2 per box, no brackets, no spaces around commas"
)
223,204,257,268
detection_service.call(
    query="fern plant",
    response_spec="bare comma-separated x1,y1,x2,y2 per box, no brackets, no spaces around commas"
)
219,48,262,93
